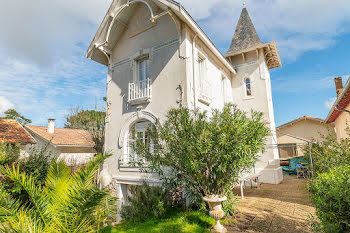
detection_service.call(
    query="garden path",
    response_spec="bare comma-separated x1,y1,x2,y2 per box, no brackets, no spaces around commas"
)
227,175,315,233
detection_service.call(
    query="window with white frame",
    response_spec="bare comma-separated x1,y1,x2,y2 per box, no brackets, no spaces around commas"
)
197,52,212,104
245,78,252,96
137,56,150,84
126,120,152,162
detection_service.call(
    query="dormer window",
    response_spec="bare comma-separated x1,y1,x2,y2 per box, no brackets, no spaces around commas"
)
245,78,252,96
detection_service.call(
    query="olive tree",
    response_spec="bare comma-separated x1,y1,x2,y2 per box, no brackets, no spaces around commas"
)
132,104,269,204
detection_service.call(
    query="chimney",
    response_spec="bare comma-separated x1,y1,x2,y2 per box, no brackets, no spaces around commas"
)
47,119,55,134
334,77,343,96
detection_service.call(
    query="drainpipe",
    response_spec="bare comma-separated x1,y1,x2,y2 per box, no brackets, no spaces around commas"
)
192,34,198,109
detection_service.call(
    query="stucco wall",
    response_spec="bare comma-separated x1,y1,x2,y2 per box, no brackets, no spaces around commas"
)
229,49,282,183
104,3,186,181
334,104,350,140
277,119,335,143
102,3,282,185
277,119,335,157
22,134,95,166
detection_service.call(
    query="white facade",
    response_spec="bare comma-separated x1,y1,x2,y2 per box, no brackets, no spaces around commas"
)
87,0,283,210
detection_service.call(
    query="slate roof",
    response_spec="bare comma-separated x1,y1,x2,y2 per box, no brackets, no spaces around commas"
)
226,7,263,56
25,125,94,147
0,119,36,144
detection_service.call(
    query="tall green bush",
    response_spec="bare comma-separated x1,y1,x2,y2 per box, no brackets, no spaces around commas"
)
304,133,350,175
133,104,269,205
309,165,350,232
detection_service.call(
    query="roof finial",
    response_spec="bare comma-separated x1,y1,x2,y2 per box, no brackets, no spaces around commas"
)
243,1,246,8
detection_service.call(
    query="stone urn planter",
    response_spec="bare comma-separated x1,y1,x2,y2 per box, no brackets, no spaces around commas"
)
203,195,227,233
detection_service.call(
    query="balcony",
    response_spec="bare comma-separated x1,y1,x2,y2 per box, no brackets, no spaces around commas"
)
128,79,152,105
198,81,212,105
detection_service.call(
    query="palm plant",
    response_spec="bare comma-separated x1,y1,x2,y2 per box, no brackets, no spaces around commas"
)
0,153,116,233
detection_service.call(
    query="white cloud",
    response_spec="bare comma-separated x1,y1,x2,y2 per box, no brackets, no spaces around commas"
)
0,47,107,126
0,0,112,67
273,75,350,93
0,0,349,126
325,97,337,109
0,97,14,114
179,0,350,60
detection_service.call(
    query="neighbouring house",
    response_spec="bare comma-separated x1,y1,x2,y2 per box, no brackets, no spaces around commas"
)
326,77,350,140
276,116,335,158
0,119,36,157
24,119,96,166
87,0,283,207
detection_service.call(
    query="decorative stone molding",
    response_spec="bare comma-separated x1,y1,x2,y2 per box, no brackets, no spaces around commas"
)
118,110,158,148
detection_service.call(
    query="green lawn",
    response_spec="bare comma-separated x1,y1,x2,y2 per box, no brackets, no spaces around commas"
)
104,210,215,233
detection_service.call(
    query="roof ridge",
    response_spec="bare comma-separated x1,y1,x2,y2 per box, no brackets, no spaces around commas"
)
26,125,88,131
277,116,325,129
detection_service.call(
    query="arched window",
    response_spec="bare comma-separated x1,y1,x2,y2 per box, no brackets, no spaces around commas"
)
126,120,152,162
245,78,252,96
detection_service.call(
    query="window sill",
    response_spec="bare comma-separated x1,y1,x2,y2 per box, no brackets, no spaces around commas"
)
198,94,212,106
243,96,255,100
128,97,151,106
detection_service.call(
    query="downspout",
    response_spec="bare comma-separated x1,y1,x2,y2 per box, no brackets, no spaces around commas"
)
192,34,198,109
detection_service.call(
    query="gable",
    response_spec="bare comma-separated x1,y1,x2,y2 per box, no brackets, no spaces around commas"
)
277,119,334,142
87,0,235,74
111,2,178,63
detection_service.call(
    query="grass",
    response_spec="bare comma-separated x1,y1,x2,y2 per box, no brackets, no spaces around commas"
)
103,210,215,233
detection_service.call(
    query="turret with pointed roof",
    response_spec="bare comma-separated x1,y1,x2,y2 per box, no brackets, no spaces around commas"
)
226,7,263,56
225,6,281,69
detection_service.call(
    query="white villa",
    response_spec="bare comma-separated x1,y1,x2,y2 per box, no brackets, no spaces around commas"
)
87,0,283,208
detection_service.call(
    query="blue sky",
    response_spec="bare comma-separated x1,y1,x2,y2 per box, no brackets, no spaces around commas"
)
0,0,349,127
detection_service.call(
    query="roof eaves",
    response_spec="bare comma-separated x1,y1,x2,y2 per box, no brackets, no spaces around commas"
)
87,0,236,75
19,123,37,144
174,3,236,75
277,116,325,130
326,77,350,123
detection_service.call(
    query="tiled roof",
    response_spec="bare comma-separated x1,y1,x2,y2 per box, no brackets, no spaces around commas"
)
226,7,263,56
277,116,325,130
25,125,94,147
0,119,36,144
326,78,350,123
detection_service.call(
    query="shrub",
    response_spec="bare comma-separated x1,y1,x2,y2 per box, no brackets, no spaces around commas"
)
0,153,116,232
309,164,350,232
19,146,52,186
304,133,350,175
0,141,19,166
120,182,170,222
132,104,269,206
0,145,52,205
222,191,238,216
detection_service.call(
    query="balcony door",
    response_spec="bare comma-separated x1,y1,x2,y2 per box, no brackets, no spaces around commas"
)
137,57,149,88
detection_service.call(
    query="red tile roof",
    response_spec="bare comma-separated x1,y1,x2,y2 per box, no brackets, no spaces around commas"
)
25,125,94,147
0,119,36,144
277,116,324,130
326,82,350,123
